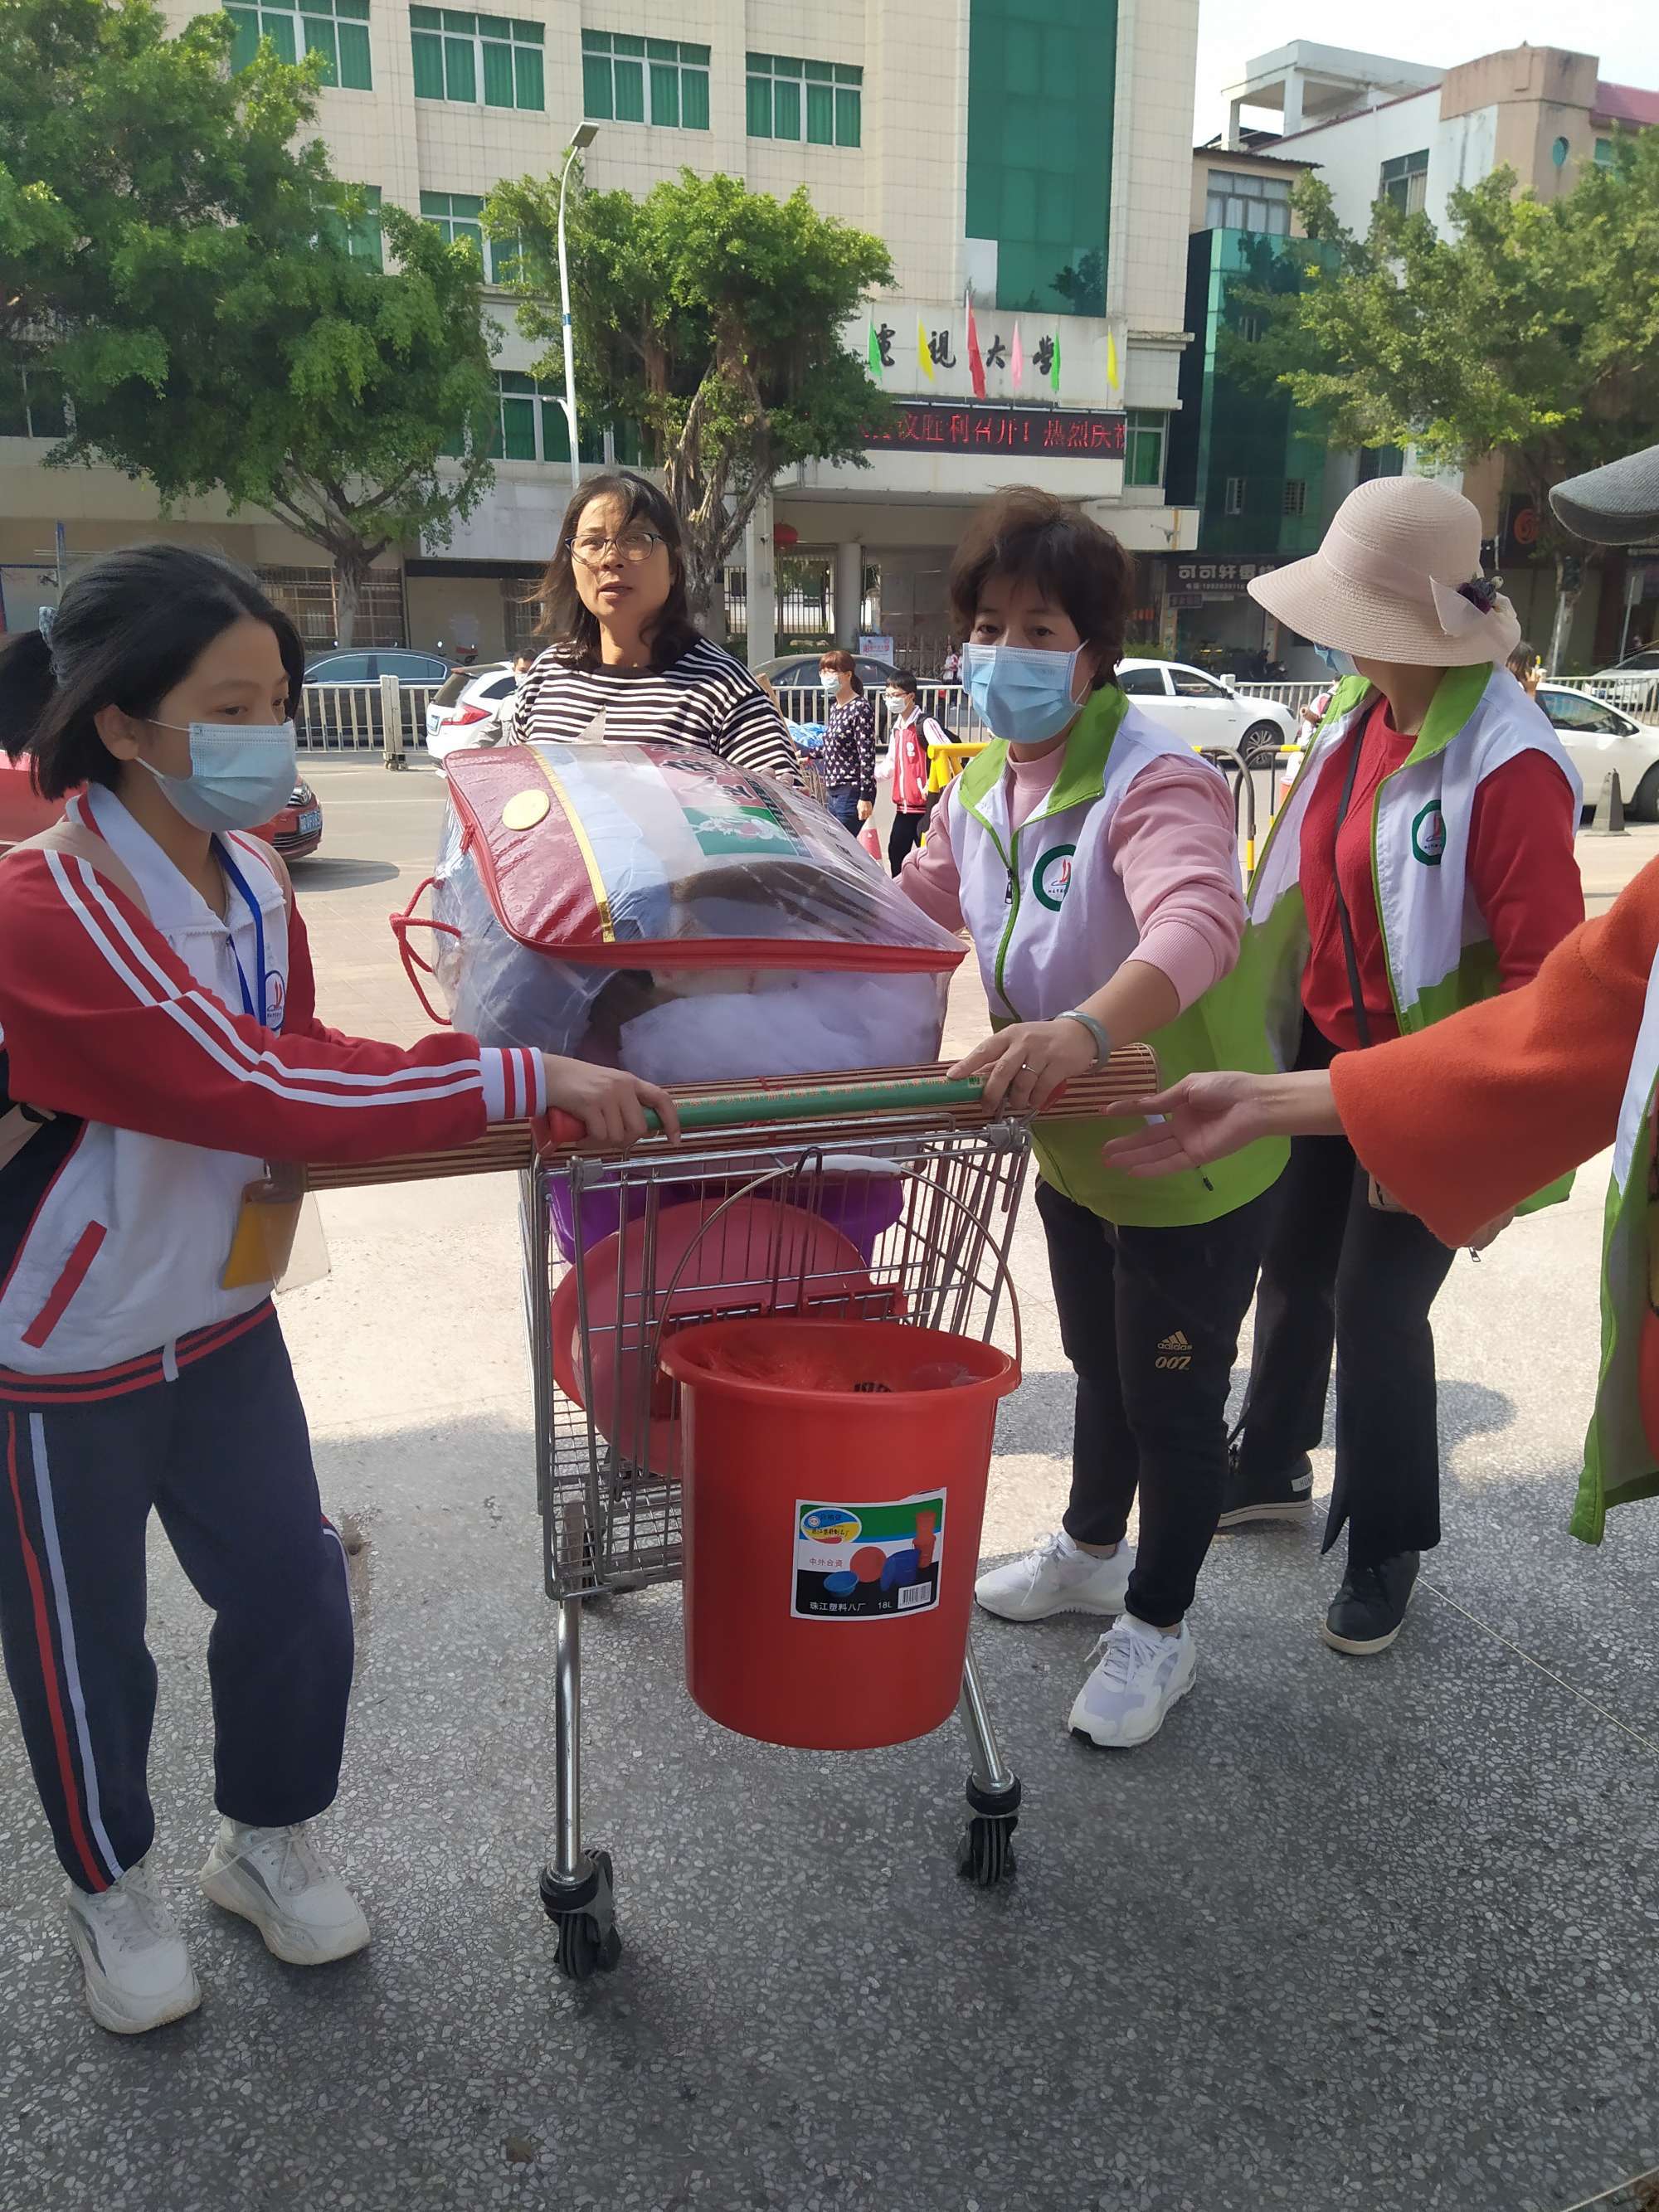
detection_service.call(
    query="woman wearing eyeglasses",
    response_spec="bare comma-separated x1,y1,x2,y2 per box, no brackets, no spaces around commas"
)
509,471,799,779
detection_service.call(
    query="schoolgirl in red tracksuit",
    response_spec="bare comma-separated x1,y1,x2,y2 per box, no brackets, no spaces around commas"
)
0,543,670,2037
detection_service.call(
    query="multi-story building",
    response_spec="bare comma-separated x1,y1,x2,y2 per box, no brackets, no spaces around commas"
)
1160,142,1334,671
0,0,1203,668
1224,40,1659,668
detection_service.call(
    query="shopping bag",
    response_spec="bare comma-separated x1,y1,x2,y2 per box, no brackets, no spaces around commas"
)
858,816,883,862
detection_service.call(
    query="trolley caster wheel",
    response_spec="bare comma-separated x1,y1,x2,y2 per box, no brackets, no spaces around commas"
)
540,1848,622,1982
956,1774,1020,1889
556,1908,623,1981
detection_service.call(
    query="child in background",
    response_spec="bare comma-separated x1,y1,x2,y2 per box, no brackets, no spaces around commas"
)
883,670,949,874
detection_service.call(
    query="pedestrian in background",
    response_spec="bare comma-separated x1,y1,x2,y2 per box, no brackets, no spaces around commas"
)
1217,476,1583,1656
1508,639,1540,696
0,545,674,2036
818,649,875,837
898,487,1285,1750
511,471,797,779
883,669,947,873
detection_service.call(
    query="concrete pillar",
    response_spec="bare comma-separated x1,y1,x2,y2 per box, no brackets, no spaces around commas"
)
1225,97,1244,152
1281,71,1304,136
743,488,776,667
833,539,864,649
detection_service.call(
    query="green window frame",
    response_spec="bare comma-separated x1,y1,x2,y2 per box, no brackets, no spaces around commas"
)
0,368,68,441
581,31,708,128
1124,410,1165,490
410,7,542,109
421,189,484,259
746,53,859,146
421,191,516,284
325,182,383,268
227,0,372,87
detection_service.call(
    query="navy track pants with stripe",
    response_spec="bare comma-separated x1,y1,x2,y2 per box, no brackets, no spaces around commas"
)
0,1307,353,1892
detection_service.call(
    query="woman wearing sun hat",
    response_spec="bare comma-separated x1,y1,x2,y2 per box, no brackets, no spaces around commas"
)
1210,474,1584,1656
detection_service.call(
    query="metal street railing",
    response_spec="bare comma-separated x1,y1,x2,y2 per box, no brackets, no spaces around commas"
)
295,680,440,758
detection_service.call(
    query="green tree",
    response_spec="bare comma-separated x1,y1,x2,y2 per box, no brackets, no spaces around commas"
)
1244,141,1659,668
485,166,893,624
0,0,499,642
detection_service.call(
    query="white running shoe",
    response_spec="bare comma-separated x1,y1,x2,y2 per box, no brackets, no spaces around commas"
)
66,1854,202,2035
974,1530,1136,1622
1068,1614,1197,1748
199,1820,370,1966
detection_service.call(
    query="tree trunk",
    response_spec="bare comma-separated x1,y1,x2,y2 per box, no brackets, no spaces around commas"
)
682,538,722,628
1546,559,1579,678
333,557,369,648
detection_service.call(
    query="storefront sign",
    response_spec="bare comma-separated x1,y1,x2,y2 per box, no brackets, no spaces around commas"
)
865,401,1126,459
1168,559,1286,602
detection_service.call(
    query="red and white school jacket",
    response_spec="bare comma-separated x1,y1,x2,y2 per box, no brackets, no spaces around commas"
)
0,785,544,1378
890,709,946,813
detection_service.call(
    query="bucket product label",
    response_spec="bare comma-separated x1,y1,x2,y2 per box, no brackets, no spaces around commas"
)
792,1492,945,1621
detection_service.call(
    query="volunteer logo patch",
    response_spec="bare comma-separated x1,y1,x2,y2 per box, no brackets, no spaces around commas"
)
1032,843,1077,911
1410,803,1446,865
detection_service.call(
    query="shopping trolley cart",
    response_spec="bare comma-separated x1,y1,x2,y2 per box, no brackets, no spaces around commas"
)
522,1055,1156,1980
313,1049,1157,1984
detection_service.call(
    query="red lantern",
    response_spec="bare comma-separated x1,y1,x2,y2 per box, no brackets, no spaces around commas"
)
772,522,800,549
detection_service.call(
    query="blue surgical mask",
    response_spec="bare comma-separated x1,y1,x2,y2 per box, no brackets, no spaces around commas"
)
820,672,841,694
144,720,299,834
963,643,1083,747
1315,646,1356,678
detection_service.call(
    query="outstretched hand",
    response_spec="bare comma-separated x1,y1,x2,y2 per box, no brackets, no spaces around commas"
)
1102,1074,1277,1179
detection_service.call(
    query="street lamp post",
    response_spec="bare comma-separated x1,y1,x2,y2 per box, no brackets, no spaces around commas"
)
557,124,597,493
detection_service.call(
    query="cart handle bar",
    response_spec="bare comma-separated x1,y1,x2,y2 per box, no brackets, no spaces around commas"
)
538,1048,1160,1151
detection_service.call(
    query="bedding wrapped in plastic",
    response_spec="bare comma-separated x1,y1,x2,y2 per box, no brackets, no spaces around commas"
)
399,739,964,1082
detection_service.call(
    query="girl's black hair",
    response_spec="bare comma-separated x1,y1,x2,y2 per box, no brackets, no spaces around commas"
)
533,470,698,672
0,543,305,801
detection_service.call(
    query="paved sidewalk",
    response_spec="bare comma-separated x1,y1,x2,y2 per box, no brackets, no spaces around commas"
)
2,765,1657,2211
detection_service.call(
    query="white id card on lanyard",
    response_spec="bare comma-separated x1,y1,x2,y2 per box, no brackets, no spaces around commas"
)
216,843,329,1294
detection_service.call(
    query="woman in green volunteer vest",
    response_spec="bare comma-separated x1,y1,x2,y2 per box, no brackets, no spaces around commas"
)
896,487,1285,1751
1162,476,1583,1660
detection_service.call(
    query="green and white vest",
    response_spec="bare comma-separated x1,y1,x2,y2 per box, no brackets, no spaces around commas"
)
1248,663,1583,1213
1576,945,1659,1543
949,683,1287,1228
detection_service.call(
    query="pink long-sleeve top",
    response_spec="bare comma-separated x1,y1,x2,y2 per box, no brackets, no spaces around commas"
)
898,749,1243,1013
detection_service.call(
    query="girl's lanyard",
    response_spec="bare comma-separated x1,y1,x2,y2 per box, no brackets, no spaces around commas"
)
216,840,279,1033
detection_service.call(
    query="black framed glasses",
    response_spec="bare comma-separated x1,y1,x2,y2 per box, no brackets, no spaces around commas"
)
567,528,666,567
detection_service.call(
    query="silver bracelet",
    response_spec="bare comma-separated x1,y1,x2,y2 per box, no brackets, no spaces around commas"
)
1056,1009,1110,1067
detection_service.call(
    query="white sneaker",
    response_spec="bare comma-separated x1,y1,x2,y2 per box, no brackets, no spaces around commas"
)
975,1530,1136,1622
1068,1615,1197,1748
199,1820,370,1966
66,1854,203,2035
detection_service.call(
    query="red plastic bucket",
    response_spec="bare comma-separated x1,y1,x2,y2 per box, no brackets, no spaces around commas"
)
659,1317,1019,1751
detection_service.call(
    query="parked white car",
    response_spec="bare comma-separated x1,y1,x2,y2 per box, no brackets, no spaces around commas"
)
426,662,521,761
1536,683,1659,819
1116,659,1297,767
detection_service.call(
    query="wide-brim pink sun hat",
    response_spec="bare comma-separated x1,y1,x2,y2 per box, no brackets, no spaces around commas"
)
1248,475,1522,668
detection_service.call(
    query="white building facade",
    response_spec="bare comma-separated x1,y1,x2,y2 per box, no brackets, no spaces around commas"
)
0,0,1202,666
